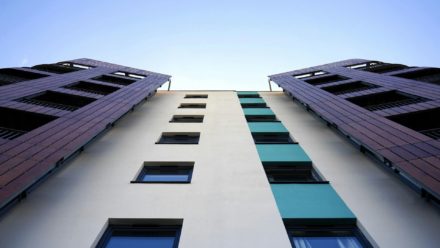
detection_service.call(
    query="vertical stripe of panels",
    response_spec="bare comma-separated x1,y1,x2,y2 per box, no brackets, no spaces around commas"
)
237,91,356,223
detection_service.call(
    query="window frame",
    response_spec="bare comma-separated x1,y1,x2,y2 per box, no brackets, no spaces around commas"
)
184,94,208,99
156,132,200,144
178,103,206,109
131,162,194,184
95,219,183,248
169,115,204,123
264,164,326,184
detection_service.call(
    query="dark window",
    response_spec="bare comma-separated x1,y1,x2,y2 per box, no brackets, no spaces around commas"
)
252,133,296,144
31,64,83,74
156,132,200,144
184,94,208,99
393,68,440,86
361,63,408,74
321,81,379,95
0,68,47,86
113,71,146,79
345,62,380,70
285,221,372,248
246,115,278,122
347,90,428,111
178,103,206,109
293,71,327,79
0,107,57,140
241,103,267,108
264,165,324,183
59,62,92,69
304,75,349,86
93,75,136,86
238,94,260,98
387,108,440,139
64,81,120,95
17,91,97,111
96,219,182,248
132,162,194,183
170,115,204,123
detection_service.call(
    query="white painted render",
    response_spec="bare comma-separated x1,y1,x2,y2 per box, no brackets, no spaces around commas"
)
0,91,291,248
262,91,440,248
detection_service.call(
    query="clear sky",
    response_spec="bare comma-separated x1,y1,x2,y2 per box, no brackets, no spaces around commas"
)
1,0,439,90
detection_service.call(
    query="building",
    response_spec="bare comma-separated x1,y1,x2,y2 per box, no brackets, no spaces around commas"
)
0,58,439,248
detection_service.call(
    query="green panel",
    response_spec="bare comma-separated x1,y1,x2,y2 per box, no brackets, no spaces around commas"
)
248,122,289,133
256,144,311,165
237,91,259,96
271,184,356,219
239,98,266,104
243,108,274,116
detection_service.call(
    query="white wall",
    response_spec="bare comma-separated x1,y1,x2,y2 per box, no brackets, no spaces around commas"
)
262,91,440,248
0,91,291,248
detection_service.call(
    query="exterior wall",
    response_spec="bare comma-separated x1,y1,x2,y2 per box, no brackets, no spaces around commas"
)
0,91,291,248
262,91,440,248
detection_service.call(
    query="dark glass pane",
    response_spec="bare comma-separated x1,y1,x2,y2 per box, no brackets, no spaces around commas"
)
143,174,189,182
293,236,363,248
107,236,175,248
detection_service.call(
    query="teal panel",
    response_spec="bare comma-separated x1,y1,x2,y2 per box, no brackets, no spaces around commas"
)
256,144,311,165
243,108,274,116
271,184,356,219
248,122,289,133
237,91,259,96
239,98,266,104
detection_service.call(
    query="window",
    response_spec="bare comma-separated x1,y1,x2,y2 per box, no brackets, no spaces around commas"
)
92,75,136,86
241,102,267,108
113,71,146,80
178,103,206,109
156,132,200,144
387,107,440,139
304,75,349,86
184,94,208,99
59,62,92,69
0,68,47,86
346,90,428,111
17,91,97,111
64,81,120,95
285,221,372,248
293,71,327,79
264,165,323,183
96,219,182,248
246,115,278,122
252,133,295,144
393,68,440,86
238,93,260,98
132,162,194,183
321,81,379,95
361,63,408,74
32,63,83,74
0,107,58,140
170,115,204,123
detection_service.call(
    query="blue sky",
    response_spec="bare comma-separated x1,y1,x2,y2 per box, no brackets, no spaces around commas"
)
1,0,439,90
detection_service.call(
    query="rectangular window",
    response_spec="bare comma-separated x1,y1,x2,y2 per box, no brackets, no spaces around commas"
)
321,81,379,95
346,90,428,111
92,75,136,86
60,62,92,69
252,133,295,144
241,102,267,108
156,132,200,144
17,91,97,111
387,107,440,139
285,221,372,248
96,219,182,248
246,115,278,122
132,162,194,183
0,68,47,86
293,71,327,79
64,81,120,95
184,94,208,99
264,164,323,183
393,68,440,86
237,91,261,98
304,75,349,86
361,63,408,74
170,115,204,123
178,103,206,109
32,63,83,74
0,107,58,140
113,71,146,79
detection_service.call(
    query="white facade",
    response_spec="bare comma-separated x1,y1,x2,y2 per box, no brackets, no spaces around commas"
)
0,91,438,248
